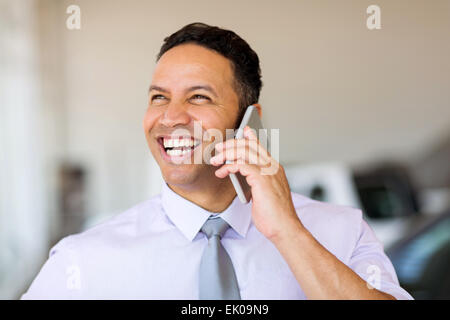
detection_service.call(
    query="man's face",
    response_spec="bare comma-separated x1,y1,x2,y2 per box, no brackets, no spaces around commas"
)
144,44,240,187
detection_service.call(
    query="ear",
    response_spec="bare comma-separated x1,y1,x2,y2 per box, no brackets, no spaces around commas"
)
253,103,262,117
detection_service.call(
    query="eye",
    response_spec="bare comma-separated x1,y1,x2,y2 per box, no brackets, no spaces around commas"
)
151,94,166,101
190,94,211,101
150,94,169,105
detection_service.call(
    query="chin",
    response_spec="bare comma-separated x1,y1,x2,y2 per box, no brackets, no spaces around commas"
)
160,164,201,187
150,138,211,188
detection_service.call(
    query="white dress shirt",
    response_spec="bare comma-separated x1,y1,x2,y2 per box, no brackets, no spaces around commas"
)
22,183,413,299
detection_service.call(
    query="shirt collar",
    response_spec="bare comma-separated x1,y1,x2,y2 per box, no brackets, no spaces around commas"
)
161,182,252,242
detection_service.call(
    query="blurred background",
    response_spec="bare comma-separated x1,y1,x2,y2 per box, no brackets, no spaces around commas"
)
1,0,449,299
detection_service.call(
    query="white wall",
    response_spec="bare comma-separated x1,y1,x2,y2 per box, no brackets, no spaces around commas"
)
51,0,450,215
0,0,52,299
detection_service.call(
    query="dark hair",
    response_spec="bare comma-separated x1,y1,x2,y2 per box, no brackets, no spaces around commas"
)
157,22,262,124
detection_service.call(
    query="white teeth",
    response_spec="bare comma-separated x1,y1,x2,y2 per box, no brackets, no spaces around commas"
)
166,148,192,156
167,149,180,156
163,137,199,148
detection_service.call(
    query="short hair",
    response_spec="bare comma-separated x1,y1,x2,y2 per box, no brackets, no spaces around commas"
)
157,22,263,124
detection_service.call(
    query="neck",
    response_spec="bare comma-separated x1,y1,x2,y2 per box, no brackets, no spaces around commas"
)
168,174,237,213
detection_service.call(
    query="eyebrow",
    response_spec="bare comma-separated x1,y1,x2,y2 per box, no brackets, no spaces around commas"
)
148,84,218,98
148,85,169,93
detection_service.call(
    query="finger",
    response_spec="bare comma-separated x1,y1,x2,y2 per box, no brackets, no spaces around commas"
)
211,145,271,166
215,138,260,155
215,126,259,150
242,126,271,159
244,125,258,141
215,137,258,152
214,162,259,179
215,138,271,162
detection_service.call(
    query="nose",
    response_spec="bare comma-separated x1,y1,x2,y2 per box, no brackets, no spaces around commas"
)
159,102,191,128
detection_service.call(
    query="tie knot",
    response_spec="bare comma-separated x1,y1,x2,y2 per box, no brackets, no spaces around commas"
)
201,216,230,240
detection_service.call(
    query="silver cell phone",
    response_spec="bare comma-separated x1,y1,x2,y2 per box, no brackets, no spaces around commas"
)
228,105,268,203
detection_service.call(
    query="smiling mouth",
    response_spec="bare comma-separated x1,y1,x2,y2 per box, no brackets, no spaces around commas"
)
157,136,201,158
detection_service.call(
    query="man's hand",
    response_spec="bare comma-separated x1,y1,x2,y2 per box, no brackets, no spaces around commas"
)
210,126,304,241
210,126,397,299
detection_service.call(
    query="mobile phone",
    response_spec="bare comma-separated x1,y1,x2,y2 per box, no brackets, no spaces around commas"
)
228,105,268,203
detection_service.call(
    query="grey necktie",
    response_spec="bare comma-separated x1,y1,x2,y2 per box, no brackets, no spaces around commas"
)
199,216,241,300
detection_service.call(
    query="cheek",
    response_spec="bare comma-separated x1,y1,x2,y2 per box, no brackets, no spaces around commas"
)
143,107,163,133
191,107,236,131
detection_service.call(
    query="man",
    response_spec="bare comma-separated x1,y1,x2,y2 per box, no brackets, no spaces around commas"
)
22,23,412,300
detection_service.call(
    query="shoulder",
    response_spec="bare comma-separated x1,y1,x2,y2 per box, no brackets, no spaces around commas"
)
291,192,363,225
21,196,164,299
290,192,364,261
50,194,163,256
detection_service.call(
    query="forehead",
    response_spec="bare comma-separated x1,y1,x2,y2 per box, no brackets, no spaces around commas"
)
152,44,234,91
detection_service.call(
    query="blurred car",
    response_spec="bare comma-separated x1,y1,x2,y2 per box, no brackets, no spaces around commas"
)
284,162,420,247
387,210,450,299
